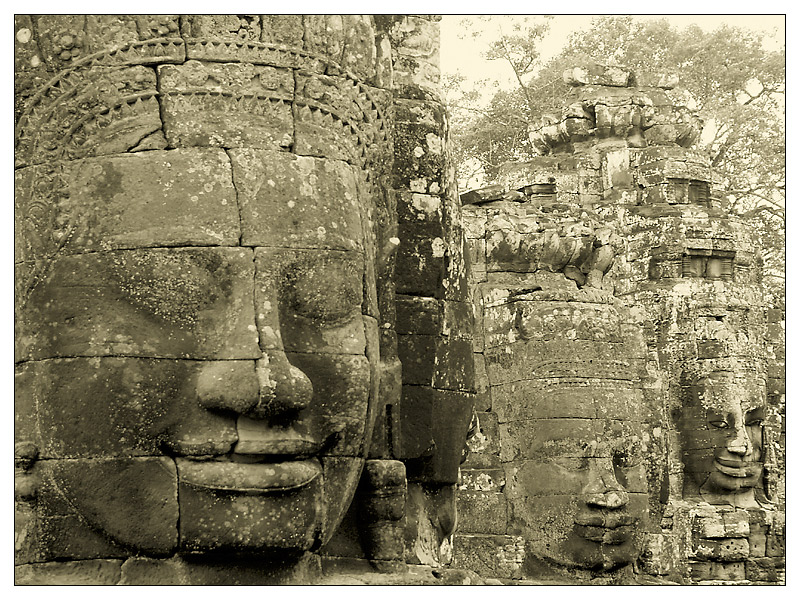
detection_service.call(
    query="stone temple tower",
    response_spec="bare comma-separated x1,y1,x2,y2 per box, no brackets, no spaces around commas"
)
457,63,784,584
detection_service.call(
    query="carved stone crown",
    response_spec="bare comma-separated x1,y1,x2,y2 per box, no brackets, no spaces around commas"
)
529,63,703,154
15,36,391,177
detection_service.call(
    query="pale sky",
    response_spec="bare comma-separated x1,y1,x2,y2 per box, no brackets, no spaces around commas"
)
441,15,785,95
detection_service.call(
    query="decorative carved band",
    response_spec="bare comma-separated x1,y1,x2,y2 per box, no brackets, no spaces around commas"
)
16,38,390,174
16,37,185,143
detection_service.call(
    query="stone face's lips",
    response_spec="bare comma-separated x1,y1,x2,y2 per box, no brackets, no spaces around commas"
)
574,511,637,545
176,457,322,493
574,511,636,529
233,417,325,456
233,436,322,456
575,523,634,545
714,460,760,478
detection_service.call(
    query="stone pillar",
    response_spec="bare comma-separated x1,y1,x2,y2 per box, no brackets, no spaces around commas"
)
380,15,476,569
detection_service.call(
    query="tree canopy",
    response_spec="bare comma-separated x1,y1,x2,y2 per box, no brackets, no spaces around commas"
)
445,16,785,304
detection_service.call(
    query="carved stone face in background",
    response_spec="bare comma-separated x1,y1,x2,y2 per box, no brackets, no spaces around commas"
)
485,295,653,573
511,385,649,571
678,372,765,503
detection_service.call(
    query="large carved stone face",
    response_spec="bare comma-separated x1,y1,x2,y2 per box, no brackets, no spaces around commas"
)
679,372,765,500
17,149,380,556
13,13,395,562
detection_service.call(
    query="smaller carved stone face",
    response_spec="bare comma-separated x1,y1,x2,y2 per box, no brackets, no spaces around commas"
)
679,372,765,499
518,400,648,571
485,296,653,574
503,381,649,573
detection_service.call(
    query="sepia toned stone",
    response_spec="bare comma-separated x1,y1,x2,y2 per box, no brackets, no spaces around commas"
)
231,150,364,251
456,491,508,534
17,247,260,361
15,149,240,261
178,472,322,553
15,560,124,585
46,458,179,555
15,14,782,587
159,61,294,149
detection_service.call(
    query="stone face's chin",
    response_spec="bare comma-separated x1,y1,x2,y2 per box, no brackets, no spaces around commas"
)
546,532,638,572
178,467,325,553
597,541,638,571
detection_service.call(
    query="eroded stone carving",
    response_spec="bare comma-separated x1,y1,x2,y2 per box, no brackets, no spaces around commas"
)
16,13,480,586
457,62,783,585
16,17,784,586
677,370,766,507
485,291,656,578
14,14,396,584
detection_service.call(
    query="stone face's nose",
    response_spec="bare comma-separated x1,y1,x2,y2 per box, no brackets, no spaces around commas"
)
195,351,313,420
251,351,314,420
196,361,261,415
726,421,752,456
585,489,630,509
582,459,630,509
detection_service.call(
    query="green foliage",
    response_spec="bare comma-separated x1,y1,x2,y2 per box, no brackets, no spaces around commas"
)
446,16,785,303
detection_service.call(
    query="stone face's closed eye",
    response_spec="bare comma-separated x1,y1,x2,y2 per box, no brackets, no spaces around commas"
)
283,259,363,325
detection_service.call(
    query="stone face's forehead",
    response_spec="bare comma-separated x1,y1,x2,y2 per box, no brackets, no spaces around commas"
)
515,417,645,459
15,150,241,261
691,373,767,414
229,150,366,251
15,148,369,265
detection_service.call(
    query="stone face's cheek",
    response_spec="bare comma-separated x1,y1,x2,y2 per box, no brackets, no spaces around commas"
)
18,358,238,460
288,352,372,458
511,494,584,564
320,456,366,545
46,457,179,556
684,447,716,478
615,462,649,495
626,492,650,528
747,424,764,460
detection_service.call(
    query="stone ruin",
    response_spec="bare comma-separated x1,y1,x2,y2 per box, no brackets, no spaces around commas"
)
14,16,784,585
457,62,785,584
